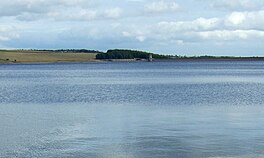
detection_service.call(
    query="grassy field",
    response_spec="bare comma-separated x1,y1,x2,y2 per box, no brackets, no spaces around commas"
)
0,50,97,64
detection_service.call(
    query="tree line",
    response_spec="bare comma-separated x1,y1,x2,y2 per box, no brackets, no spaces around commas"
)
18,49,103,54
96,49,168,59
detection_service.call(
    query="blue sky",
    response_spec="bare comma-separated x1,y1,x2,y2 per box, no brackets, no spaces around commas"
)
1,0,264,56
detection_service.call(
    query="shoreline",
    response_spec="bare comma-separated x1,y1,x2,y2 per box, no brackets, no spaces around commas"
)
1,50,264,65
0,60,102,65
1,58,264,65
154,58,264,62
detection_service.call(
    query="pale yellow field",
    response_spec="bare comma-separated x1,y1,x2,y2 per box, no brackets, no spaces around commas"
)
0,50,97,63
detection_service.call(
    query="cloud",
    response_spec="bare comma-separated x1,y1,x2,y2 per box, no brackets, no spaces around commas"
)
1,0,264,56
119,8,264,45
145,1,180,13
0,25,19,41
0,0,121,21
0,0,75,17
145,9,264,42
196,30,264,41
212,0,263,11
226,12,246,25
47,8,98,21
104,8,122,18
225,10,264,29
122,32,146,42
158,18,220,32
122,29,148,42
15,7,123,21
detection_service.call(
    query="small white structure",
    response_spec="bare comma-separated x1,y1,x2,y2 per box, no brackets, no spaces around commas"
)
148,54,153,62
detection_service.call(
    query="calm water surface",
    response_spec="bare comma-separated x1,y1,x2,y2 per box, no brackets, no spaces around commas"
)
1,61,264,158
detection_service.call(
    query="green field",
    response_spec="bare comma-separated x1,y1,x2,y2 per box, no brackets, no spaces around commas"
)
0,50,97,64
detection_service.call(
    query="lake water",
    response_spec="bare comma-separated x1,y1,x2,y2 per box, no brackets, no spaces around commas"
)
1,61,264,158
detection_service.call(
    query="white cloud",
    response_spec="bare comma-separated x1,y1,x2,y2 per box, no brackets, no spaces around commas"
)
104,8,122,18
136,36,146,42
0,0,95,16
226,12,246,25
145,1,180,13
116,9,264,45
0,0,121,21
122,31,131,37
197,30,264,41
1,0,264,56
151,10,264,42
0,0,58,16
58,0,91,6
212,0,262,11
15,6,123,21
122,28,149,42
158,17,220,32
225,10,264,29
47,8,98,21
0,25,19,41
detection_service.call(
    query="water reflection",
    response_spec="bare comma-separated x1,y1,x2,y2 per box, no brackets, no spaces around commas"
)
1,103,264,158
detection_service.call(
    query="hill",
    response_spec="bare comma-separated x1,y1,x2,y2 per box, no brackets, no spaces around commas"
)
96,49,168,60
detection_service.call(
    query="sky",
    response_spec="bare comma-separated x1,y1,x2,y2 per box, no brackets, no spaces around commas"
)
1,0,264,56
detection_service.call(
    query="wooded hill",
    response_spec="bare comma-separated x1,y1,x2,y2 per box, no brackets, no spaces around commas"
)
96,49,168,59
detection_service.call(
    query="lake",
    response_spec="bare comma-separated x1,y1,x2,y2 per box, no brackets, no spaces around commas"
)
1,61,264,158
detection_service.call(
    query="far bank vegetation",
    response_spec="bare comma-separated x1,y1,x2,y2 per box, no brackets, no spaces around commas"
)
96,49,168,60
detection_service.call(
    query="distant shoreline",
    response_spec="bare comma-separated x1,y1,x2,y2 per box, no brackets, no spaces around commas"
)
1,59,264,65
154,58,264,62
1,49,264,64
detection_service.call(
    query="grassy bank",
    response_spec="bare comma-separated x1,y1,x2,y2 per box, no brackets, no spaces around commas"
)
0,50,97,64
